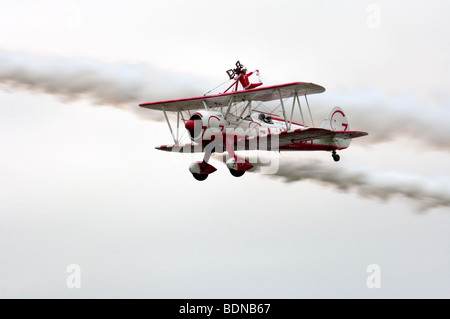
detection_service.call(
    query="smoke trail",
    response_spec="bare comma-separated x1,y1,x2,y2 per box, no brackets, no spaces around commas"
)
0,51,212,120
2,51,450,150
313,91,450,151
260,156,450,212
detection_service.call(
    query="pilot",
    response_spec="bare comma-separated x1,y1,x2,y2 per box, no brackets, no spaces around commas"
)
258,113,273,124
258,113,266,121
236,65,263,90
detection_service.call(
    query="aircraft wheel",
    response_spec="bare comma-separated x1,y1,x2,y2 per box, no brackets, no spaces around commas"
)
192,173,208,181
332,154,340,162
229,169,245,177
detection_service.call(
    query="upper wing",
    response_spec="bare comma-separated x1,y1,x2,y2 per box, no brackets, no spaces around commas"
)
139,82,325,112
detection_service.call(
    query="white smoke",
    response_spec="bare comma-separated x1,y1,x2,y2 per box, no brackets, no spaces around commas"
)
313,91,450,151
260,156,450,212
2,51,449,212
0,51,212,120
1,51,450,151
211,152,450,211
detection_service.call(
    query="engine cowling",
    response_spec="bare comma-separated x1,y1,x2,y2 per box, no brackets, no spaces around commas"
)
185,111,225,141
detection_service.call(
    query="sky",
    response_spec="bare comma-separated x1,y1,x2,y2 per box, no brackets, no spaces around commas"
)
1,0,449,298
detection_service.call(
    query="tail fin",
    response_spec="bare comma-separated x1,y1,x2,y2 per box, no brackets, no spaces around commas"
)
320,107,349,132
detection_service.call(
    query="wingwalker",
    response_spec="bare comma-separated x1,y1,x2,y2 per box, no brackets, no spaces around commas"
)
139,61,368,181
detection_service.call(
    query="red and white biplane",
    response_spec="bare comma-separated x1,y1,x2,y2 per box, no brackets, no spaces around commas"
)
140,61,368,181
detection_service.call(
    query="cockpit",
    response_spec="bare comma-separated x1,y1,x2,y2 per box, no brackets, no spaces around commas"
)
258,113,274,124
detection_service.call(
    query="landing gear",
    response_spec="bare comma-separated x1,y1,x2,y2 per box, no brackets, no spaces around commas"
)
332,151,340,162
189,151,217,181
223,134,254,178
229,169,245,177
225,156,253,178
192,173,209,181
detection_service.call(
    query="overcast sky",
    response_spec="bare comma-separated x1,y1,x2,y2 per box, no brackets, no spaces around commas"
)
1,0,449,298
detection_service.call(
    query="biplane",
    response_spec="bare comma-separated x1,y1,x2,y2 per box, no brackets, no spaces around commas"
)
139,61,368,181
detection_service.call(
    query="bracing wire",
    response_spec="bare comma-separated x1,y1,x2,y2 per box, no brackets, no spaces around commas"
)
203,79,232,96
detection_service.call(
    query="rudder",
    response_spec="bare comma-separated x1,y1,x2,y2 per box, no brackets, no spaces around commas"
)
320,107,349,132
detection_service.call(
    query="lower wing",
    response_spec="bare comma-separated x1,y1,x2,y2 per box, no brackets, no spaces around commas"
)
155,128,368,153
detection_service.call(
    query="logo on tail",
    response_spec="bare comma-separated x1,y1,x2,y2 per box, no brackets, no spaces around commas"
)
321,107,349,131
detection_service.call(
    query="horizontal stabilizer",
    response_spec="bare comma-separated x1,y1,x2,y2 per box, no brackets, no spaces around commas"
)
334,131,369,139
155,143,204,153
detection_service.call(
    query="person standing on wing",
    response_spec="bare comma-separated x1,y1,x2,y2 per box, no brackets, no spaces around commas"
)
233,62,263,90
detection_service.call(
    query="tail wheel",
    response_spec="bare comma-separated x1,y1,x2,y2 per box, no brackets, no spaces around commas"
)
332,152,340,162
229,169,245,177
192,173,208,181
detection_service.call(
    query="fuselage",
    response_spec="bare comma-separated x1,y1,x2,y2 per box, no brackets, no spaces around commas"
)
225,113,348,151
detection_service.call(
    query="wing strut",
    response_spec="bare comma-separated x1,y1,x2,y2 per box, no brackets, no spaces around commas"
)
276,89,316,129
295,94,305,125
238,100,252,119
289,92,296,129
225,95,236,118
305,95,315,127
176,111,180,143
161,105,177,144
277,89,290,130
